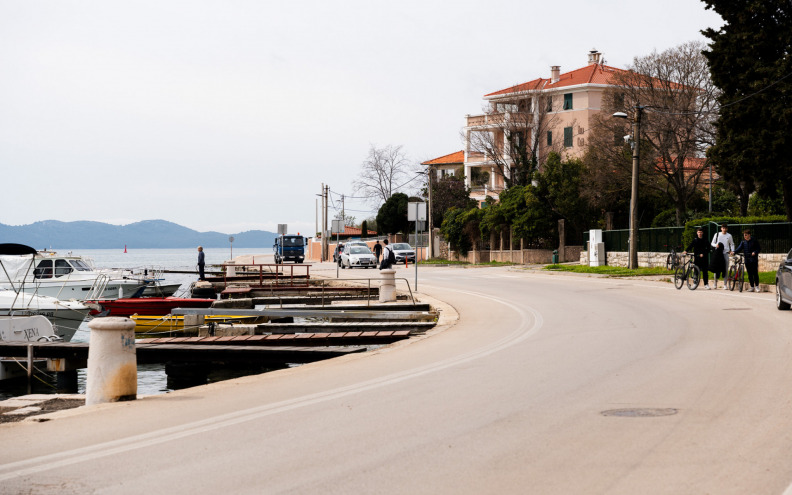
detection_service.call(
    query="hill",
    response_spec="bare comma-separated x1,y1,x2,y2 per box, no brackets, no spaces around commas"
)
0,220,277,249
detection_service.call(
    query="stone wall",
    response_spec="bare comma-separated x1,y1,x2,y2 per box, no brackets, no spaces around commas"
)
579,249,786,272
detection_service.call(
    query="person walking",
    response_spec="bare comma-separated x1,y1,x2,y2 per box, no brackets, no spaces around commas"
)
711,223,734,289
684,227,712,289
373,240,383,266
379,239,393,270
734,229,762,292
197,246,206,281
709,242,726,289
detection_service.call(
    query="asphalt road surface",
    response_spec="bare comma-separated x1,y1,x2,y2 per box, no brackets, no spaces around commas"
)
2,264,792,494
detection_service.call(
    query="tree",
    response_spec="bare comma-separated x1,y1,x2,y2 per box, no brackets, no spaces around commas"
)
702,0,792,219
376,192,410,234
465,89,560,189
430,174,474,228
586,41,719,225
353,145,414,207
360,220,369,238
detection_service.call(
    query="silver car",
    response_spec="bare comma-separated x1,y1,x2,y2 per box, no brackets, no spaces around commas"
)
390,243,416,263
341,245,377,269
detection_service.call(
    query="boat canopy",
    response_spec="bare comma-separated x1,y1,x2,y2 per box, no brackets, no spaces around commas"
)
0,244,37,255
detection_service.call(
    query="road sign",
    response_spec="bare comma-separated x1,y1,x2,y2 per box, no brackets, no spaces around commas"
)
277,224,287,235
331,219,344,234
408,202,427,222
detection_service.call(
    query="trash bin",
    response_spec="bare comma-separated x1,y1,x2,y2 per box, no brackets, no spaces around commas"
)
552,250,559,264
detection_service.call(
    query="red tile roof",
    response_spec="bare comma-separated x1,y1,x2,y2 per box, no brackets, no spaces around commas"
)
421,150,465,165
485,64,628,97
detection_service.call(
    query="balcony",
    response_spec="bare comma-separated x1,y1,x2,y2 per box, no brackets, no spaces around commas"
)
466,112,533,128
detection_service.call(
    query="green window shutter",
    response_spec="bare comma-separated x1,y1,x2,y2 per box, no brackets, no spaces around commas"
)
563,93,573,110
564,127,573,147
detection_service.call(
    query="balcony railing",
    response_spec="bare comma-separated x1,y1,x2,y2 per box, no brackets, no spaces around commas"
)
466,111,533,128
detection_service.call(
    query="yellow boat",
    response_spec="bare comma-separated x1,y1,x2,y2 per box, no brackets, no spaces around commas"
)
130,314,265,335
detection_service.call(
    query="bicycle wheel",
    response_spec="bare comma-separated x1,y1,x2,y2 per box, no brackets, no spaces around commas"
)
666,253,674,270
674,266,685,289
727,265,737,291
687,265,701,290
737,265,745,292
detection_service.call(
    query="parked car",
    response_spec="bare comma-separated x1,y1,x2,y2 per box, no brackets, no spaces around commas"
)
340,245,377,269
390,243,416,264
776,248,792,309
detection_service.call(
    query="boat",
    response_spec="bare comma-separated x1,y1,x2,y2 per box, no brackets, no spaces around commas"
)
0,289,89,342
131,314,266,335
0,314,61,381
87,296,215,318
0,244,147,300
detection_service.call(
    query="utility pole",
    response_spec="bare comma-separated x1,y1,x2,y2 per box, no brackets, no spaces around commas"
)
427,165,433,259
324,185,329,261
321,183,327,262
341,194,345,226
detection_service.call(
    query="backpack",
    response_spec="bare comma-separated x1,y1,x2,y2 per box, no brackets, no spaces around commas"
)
380,246,396,269
388,247,396,264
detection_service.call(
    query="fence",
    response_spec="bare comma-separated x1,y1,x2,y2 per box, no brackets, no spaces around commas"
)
584,227,684,253
584,222,792,254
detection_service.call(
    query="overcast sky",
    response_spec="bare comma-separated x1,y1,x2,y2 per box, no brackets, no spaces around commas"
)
0,1,722,236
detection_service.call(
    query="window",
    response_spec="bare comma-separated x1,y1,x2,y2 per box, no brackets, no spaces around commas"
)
547,131,552,146
34,260,53,279
54,259,73,277
546,97,553,112
564,127,573,147
563,93,573,110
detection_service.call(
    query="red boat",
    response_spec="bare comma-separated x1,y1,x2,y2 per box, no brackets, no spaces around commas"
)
88,297,215,317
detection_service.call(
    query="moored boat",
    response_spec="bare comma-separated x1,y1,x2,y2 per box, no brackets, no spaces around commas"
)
0,315,61,381
88,297,215,318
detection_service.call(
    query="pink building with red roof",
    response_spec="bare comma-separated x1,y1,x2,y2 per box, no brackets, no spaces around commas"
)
459,49,630,204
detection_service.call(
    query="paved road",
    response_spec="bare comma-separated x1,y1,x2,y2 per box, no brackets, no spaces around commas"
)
2,264,792,494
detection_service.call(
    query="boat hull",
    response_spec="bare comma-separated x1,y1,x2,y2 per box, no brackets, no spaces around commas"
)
89,297,215,318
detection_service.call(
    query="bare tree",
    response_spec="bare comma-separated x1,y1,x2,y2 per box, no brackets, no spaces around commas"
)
586,41,719,225
466,90,561,189
353,144,413,207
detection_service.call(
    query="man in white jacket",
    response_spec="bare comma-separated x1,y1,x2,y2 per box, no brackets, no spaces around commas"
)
711,223,735,289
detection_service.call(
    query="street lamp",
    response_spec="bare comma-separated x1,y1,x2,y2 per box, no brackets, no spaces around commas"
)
613,106,644,270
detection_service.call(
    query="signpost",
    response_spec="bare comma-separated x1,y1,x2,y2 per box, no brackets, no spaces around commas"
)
408,202,427,291
229,236,235,260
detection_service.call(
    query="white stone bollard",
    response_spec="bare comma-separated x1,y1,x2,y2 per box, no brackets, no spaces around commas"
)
86,317,137,405
379,269,397,302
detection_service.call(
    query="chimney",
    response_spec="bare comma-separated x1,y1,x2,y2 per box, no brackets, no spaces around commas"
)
588,49,601,65
551,66,560,84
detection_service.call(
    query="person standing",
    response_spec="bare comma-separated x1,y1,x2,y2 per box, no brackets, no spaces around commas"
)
734,229,762,292
197,246,206,281
709,242,726,289
684,227,712,289
373,240,383,266
711,223,734,290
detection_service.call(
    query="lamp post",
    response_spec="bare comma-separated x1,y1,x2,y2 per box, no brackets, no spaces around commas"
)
613,105,644,270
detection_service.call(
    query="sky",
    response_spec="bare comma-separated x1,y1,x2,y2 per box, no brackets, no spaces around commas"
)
0,0,723,236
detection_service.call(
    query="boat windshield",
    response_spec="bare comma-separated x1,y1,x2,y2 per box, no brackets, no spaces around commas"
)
34,260,53,279
70,260,92,271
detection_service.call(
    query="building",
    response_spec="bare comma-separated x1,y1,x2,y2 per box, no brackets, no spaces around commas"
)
460,49,628,204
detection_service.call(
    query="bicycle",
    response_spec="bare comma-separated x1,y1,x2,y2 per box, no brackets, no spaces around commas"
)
666,245,682,271
674,253,701,290
727,253,745,292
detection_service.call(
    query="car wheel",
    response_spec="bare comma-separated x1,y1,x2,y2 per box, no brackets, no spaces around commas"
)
777,282,790,310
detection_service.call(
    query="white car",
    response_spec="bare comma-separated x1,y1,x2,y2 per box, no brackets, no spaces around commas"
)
390,243,416,263
340,245,377,269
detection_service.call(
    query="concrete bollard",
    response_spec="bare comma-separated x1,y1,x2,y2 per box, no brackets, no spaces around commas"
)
86,317,137,405
379,269,397,302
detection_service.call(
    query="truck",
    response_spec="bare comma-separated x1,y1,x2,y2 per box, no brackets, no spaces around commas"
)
273,234,306,264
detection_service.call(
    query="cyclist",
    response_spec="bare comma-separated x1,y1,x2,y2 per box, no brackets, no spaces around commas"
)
734,229,762,292
684,227,712,289
711,223,735,290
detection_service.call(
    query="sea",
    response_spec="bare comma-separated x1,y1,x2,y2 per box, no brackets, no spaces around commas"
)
0,247,275,400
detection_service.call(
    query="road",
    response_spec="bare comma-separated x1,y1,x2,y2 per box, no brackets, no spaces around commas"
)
2,264,792,494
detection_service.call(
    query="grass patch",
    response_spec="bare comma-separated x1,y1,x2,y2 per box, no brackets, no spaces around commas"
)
543,264,670,276
418,258,470,265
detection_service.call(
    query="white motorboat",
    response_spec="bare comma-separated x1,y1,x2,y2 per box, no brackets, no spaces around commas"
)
0,314,61,381
0,244,146,301
0,289,89,342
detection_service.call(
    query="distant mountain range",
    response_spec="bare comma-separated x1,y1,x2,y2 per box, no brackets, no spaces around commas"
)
0,220,277,249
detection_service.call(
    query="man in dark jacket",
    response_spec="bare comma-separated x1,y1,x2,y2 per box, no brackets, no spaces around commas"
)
734,229,762,292
373,240,383,266
684,227,712,289
197,246,206,281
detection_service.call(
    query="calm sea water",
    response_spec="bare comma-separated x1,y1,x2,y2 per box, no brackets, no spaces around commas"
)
0,247,275,400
